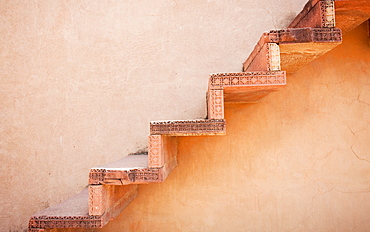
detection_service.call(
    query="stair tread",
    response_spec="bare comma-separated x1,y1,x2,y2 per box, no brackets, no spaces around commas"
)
92,153,148,171
29,185,138,230
29,188,106,229
89,153,177,185
32,188,90,217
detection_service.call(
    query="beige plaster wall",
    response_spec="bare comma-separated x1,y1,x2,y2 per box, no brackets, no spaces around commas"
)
0,0,308,231
93,23,370,231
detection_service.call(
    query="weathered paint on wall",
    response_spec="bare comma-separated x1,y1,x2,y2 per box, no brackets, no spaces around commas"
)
94,23,370,231
0,1,308,231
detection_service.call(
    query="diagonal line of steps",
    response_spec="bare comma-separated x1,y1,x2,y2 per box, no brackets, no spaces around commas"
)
28,1,367,231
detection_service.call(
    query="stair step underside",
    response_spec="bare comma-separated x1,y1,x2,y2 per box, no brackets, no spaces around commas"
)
243,27,342,73
89,153,177,185
29,186,137,231
288,0,370,34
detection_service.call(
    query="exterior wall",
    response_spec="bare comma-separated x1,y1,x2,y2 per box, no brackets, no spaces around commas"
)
0,1,308,231
96,23,370,231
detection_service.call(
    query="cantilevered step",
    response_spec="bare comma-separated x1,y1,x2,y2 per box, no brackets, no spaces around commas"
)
29,186,137,231
208,71,286,108
89,153,177,185
243,27,342,73
150,119,226,136
289,0,370,34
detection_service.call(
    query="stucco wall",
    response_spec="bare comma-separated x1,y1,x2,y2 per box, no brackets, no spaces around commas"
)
93,23,369,231
0,1,308,231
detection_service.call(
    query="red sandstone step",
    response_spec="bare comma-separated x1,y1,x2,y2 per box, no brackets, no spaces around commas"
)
288,0,336,29
243,27,342,73
150,119,226,136
28,186,137,231
89,153,177,185
209,71,286,102
289,0,370,34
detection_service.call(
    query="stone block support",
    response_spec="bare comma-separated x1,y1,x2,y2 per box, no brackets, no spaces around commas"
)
207,89,224,120
148,135,163,168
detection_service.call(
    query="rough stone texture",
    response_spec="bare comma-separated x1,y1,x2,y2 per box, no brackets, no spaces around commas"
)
0,0,311,230
90,22,370,232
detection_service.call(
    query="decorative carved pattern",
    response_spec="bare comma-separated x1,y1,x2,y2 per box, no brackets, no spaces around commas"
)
267,43,281,71
29,216,102,229
287,0,335,29
150,119,226,135
129,168,162,182
89,169,106,185
321,0,335,27
268,28,341,43
89,185,106,216
209,71,286,89
148,135,163,168
312,28,342,42
96,168,163,184
208,90,224,119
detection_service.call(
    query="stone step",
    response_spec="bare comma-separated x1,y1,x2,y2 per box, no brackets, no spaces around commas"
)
243,27,342,73
28,186,137,231
150,119,226,136
88,184,138,216
208,71,286,108
89,153,177,185
288,0,336,29
289,0,370,34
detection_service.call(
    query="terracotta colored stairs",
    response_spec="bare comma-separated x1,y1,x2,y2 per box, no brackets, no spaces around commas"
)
28,1,370,231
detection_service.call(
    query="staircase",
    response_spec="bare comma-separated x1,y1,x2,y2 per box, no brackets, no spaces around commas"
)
28,1,370,231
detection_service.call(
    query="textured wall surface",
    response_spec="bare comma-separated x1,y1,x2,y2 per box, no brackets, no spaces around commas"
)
91,23,369,231
0,1,308,231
